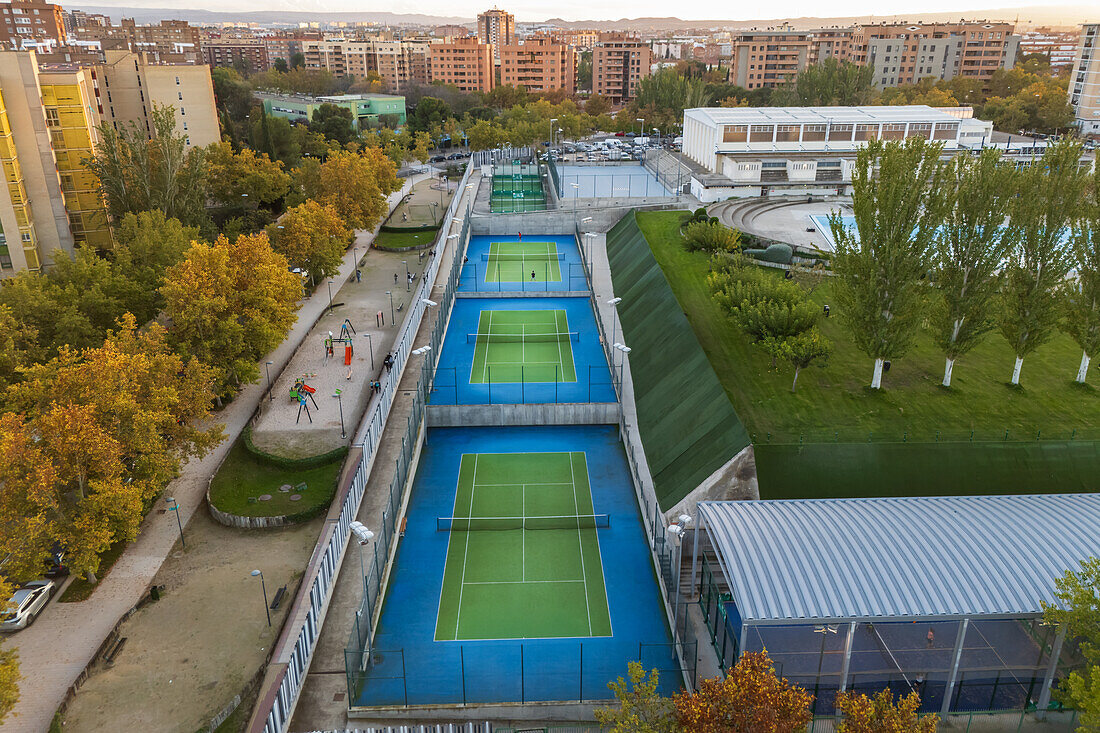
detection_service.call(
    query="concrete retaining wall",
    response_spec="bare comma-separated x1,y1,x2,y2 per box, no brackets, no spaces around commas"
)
206,488,294,529
427,402,620,427
470,201,685,236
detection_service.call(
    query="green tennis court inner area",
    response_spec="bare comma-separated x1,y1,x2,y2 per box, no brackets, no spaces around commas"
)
490,173,545,213
435,451,612,641
485,241,563,282
470,309,577,383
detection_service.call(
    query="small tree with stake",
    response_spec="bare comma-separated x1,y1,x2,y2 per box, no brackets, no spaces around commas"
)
930,148,1017,387
776,328,831,393
831,137,946,389
1000,139,1088,386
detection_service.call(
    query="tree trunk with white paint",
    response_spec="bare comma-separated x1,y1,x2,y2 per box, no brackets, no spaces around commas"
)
791,366,801,393
1011,356,1024,385
1077,351,1091,384
870,358,884,389
942,357,955,388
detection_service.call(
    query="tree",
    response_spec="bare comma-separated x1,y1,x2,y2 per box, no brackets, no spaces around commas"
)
291,148,400,230
109,210,202,324
1064,165,1100,384
778,328,831,393
0,635,18,724
1000,140,1088,385
585,93,611,117
211,66,254,122
772,58,875,106
831,138,946,388
204,141,291,210
273,57,288,73
267,200,351,285
162,233,301,391
675,651,813,733
311,103,358,145
834,689,938,732
408,96,453,135
577,51,593,90
0,304,37,387
683,220,740,253
594,662,677,733
250,113,302,168
930,149,1017,387
1042,557,1100,727
84,104,208,228
290,51,304,69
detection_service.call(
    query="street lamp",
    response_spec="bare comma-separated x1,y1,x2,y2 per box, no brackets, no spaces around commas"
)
349,521,376,663
412,345,432,356
165,496,185,548
251,569,271,627
636,117,644,137
265,360,274,402
403,260,409,292
363,334,374,369
439,174,447,209
613,342,631,386
326,280,334,310
607,297,622,346
666,513,693,628
583,231,596,267
333,388,346,439
570,182,580,225
814,624,839,683
549,117,557,148
385,290,394,325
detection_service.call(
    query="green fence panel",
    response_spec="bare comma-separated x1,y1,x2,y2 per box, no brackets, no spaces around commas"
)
606,211,750,509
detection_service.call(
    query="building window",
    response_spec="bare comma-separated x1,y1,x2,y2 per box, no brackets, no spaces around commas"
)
907,122,932,139
802,124,827,141
722,124,747,142
854,123,879,141
749,124,773,142
45,108,60,127
828,123,853,141
775,124,800,142
881,122,906,140
933,122,958,140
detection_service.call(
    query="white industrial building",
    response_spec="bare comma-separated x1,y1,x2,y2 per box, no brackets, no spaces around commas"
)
680,105,993,201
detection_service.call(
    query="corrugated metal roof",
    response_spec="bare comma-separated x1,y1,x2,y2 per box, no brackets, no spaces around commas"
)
698,495,1100,624
684,105,965,127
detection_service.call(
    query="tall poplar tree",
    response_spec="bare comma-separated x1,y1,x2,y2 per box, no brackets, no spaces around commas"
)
930,149,1017,387
830,137,946,388
1000,140,1088,385
1064,163,1100,383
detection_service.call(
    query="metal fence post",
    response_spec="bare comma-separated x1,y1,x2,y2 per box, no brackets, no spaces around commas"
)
460,646,467,705
579,643,584,702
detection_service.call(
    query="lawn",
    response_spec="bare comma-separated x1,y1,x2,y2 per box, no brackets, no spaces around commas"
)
635,210,1100,444
372,228,438,251
208,440,343,518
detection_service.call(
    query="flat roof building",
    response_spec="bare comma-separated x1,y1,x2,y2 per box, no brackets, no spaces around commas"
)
1070,24,1100,138
691,495,1100,716
476,8,513,65
258,92,406,130
0,0,65,51
428,37,494,94
500,34,576,94
593,33,651,106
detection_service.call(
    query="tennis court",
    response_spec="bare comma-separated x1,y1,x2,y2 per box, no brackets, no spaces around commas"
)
484,241,563,283
431,297,616,405
435,450,612,641
356,426,682,706
469,309,577,384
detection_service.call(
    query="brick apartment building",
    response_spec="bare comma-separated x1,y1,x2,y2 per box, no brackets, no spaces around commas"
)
500,34,576,93
202,38,270,71
301,37,429,93
477,7,513,64
592,32,651,105
728,30,811,90
428,36,494,93
0,0,65,50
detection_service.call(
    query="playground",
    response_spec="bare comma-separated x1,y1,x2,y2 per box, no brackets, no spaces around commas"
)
384,177,455,230
248,246,428,458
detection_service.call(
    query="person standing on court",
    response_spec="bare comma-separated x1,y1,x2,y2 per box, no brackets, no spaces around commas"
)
531,270,536,281
518,231,522,240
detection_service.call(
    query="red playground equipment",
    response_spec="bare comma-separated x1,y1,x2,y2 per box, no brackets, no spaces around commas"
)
324,319,356,367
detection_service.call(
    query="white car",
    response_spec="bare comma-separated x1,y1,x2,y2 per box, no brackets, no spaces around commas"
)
1,580,55,632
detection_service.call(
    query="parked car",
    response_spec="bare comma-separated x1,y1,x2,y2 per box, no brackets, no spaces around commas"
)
1,580,55,632
429,154,447,163
446,152,465,160
43,544,69,578
614,131,625,137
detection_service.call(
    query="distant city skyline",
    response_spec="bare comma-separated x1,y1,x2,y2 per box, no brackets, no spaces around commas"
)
68,0,1096,24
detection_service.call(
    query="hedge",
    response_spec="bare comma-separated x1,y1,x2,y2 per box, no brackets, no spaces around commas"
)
241,425,349,468
744,243,794,265
379,223,440,234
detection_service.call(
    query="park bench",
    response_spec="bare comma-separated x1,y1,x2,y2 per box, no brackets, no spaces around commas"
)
270,585,287,611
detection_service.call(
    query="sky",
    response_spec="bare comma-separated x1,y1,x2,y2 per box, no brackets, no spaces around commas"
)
79,0,1094,22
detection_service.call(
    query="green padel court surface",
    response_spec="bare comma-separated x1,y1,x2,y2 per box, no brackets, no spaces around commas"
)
469,309,577,384
490,173,546,213
435,451,612,641
485,241,563,282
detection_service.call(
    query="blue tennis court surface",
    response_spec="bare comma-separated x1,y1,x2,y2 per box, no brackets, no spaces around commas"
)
460,234,587,293
558,164,674,198
432,297,616,404
357,425,680,706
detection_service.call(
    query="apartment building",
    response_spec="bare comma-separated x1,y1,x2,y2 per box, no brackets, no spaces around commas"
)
477,8,513,64
0,0,65,50
433,24,470,38
1070,23,1099,137
808,27,853,64
1019,28,1081,70
500,34,576,94
592,33,651,105
849,22,1019,88
428,36,494,93
202,38,270,71
74,18,200,52
301,38,428,93
553,29,599,51
728,30,811,90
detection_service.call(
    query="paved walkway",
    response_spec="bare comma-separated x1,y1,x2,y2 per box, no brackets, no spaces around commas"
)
0,177,425,733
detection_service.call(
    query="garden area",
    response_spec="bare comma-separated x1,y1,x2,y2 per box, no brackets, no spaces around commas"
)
208,430,346,519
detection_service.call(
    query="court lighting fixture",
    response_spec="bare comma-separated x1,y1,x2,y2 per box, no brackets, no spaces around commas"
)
412,346,432,355
613,343,631,353
607,297,622,306
350,521,375,544
421,298,437,307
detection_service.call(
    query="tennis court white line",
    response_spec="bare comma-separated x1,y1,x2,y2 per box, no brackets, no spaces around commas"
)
521,484,525,582
462,579,586,585
471,482,574,487
482,310,493,383
570,453,593,636
454,455,478,641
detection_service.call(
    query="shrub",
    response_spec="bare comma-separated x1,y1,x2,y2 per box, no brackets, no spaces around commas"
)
744,243,794,265
692,206,708,221
683,220,741,253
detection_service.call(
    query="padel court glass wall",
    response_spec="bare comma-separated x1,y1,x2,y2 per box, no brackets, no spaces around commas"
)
692,498,1089,717
491,161,548,213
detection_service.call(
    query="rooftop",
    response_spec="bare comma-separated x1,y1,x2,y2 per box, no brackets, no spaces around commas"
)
255,91,404,103
685,105,967,127
699,494,1100,625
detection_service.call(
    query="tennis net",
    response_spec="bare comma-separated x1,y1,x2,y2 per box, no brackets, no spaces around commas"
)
437,514,610,531
466,331,579,344
482,251,565,262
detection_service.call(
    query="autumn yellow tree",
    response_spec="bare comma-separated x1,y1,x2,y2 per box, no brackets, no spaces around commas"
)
290,148,399,230
204,141,291,209
162,232,301,392
834,689,938,732
0,413,59,581
675,651,814,733
266,200,352,285
595,661,677,733
0,627,18,723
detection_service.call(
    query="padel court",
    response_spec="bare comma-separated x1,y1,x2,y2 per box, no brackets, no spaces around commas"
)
484,241,563,283
358,426,679,707
459,235,587,293
431,297,616,405
469,308,577,384
435,451,612,641
490,163,546,213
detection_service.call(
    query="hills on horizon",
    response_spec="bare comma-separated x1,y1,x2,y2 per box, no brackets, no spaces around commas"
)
68,3,1095,28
